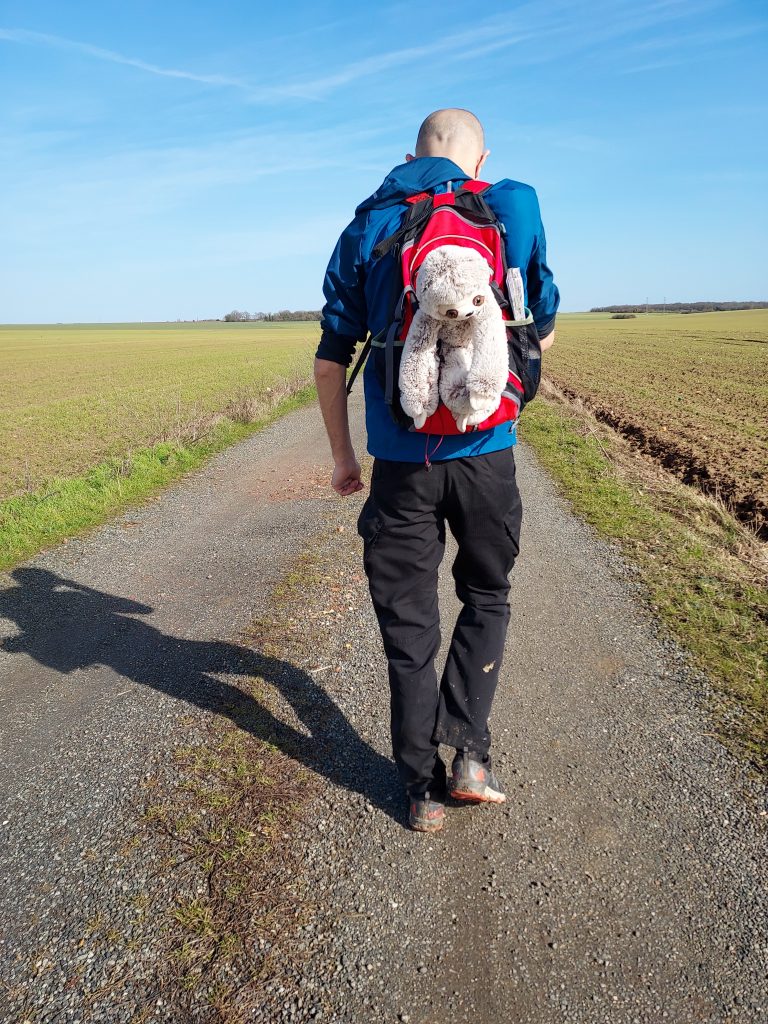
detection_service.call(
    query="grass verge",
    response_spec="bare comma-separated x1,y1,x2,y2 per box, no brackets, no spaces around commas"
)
138,717,315,1023
521,381,767,770
132,540,352,1022
0,378,316,571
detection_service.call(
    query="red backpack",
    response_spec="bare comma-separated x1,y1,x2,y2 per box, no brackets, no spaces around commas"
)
347,180,541,435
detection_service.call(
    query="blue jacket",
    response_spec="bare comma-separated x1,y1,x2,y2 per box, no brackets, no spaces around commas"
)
318,157,559,462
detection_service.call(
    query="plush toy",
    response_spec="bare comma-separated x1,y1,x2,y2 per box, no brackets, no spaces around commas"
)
398,245,508,432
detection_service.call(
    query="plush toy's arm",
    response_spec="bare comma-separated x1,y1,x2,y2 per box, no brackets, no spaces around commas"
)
466,299,509,410
398,309,441,429
439,338,473,432
403,308,439,357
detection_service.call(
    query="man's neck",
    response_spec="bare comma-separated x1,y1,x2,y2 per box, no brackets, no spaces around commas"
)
416,151,474,177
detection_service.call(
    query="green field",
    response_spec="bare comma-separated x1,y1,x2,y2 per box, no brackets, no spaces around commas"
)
546,309,768,534
5,311,765,520
0,321,320,500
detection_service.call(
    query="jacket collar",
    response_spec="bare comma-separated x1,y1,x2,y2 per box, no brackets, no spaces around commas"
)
355,157,469,214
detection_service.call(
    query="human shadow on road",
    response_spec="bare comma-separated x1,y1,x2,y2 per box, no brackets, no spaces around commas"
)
0,567,403,823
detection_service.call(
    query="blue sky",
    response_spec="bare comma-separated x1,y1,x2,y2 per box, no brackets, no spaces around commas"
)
1,0,766,322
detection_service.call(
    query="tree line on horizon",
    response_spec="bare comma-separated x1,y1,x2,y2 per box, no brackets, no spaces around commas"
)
590,301,767,313
222,309,322,322
222,300,768,322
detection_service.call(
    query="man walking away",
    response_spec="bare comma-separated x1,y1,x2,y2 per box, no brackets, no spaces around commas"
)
315,109,559,832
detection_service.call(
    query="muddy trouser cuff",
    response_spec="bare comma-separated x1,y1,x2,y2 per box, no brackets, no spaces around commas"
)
357,450,522,796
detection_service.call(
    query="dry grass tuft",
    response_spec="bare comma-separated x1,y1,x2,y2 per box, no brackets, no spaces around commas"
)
224,372,313,427
151,372,314,448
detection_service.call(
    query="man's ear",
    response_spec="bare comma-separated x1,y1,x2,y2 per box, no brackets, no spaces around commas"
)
475,149,490,179
405,153,415,163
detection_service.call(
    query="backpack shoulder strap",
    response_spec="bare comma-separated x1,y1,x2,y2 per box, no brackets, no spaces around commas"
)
454,181,506,266
455,180,499,222
456,179,492,195
346,333,373,395
371,196,432,260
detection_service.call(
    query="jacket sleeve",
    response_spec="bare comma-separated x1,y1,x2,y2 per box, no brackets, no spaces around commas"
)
526,195,559,338
317,214,368,367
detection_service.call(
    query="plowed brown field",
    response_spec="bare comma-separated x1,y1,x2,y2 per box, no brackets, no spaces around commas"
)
545,310,768,536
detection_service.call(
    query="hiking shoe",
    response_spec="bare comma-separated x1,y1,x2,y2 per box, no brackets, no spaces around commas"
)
408,792,446,833
448,747,506,804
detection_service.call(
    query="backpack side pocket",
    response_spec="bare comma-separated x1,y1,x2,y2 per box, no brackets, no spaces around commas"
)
506,309,541,409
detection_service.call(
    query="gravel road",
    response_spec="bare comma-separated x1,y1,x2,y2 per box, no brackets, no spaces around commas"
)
0,393,765,1023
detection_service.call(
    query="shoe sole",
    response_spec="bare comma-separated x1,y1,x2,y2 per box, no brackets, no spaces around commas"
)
449,783,506,804
409,817,445,833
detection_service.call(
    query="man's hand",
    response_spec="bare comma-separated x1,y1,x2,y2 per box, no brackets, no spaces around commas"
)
540,329,555,352
332,457,364,496
314,357,366,496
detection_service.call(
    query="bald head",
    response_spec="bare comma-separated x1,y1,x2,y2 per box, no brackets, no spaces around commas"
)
409,108,488,179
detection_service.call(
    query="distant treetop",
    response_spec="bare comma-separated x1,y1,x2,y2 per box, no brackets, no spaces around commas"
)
590,301,768,313
222,309,321,322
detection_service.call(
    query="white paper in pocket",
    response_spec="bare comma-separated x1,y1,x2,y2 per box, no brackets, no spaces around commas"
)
506,267,525,321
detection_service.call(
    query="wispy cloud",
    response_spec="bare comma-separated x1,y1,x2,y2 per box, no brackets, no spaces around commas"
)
0,27,251,89
621,54,700,74
265,22,537,99
619,16,768,72
248,1,718,100
0,123,391,241
0,1,724,104
630,20,767,52
264,1,747,97
0,19,538,102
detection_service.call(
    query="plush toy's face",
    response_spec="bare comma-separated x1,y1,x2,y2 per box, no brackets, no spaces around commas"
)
415,245,493,322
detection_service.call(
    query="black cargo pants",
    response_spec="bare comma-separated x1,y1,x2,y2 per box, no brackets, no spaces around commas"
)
357,446,523,798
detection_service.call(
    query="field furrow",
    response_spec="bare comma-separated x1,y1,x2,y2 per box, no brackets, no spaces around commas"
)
545,310,768,537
